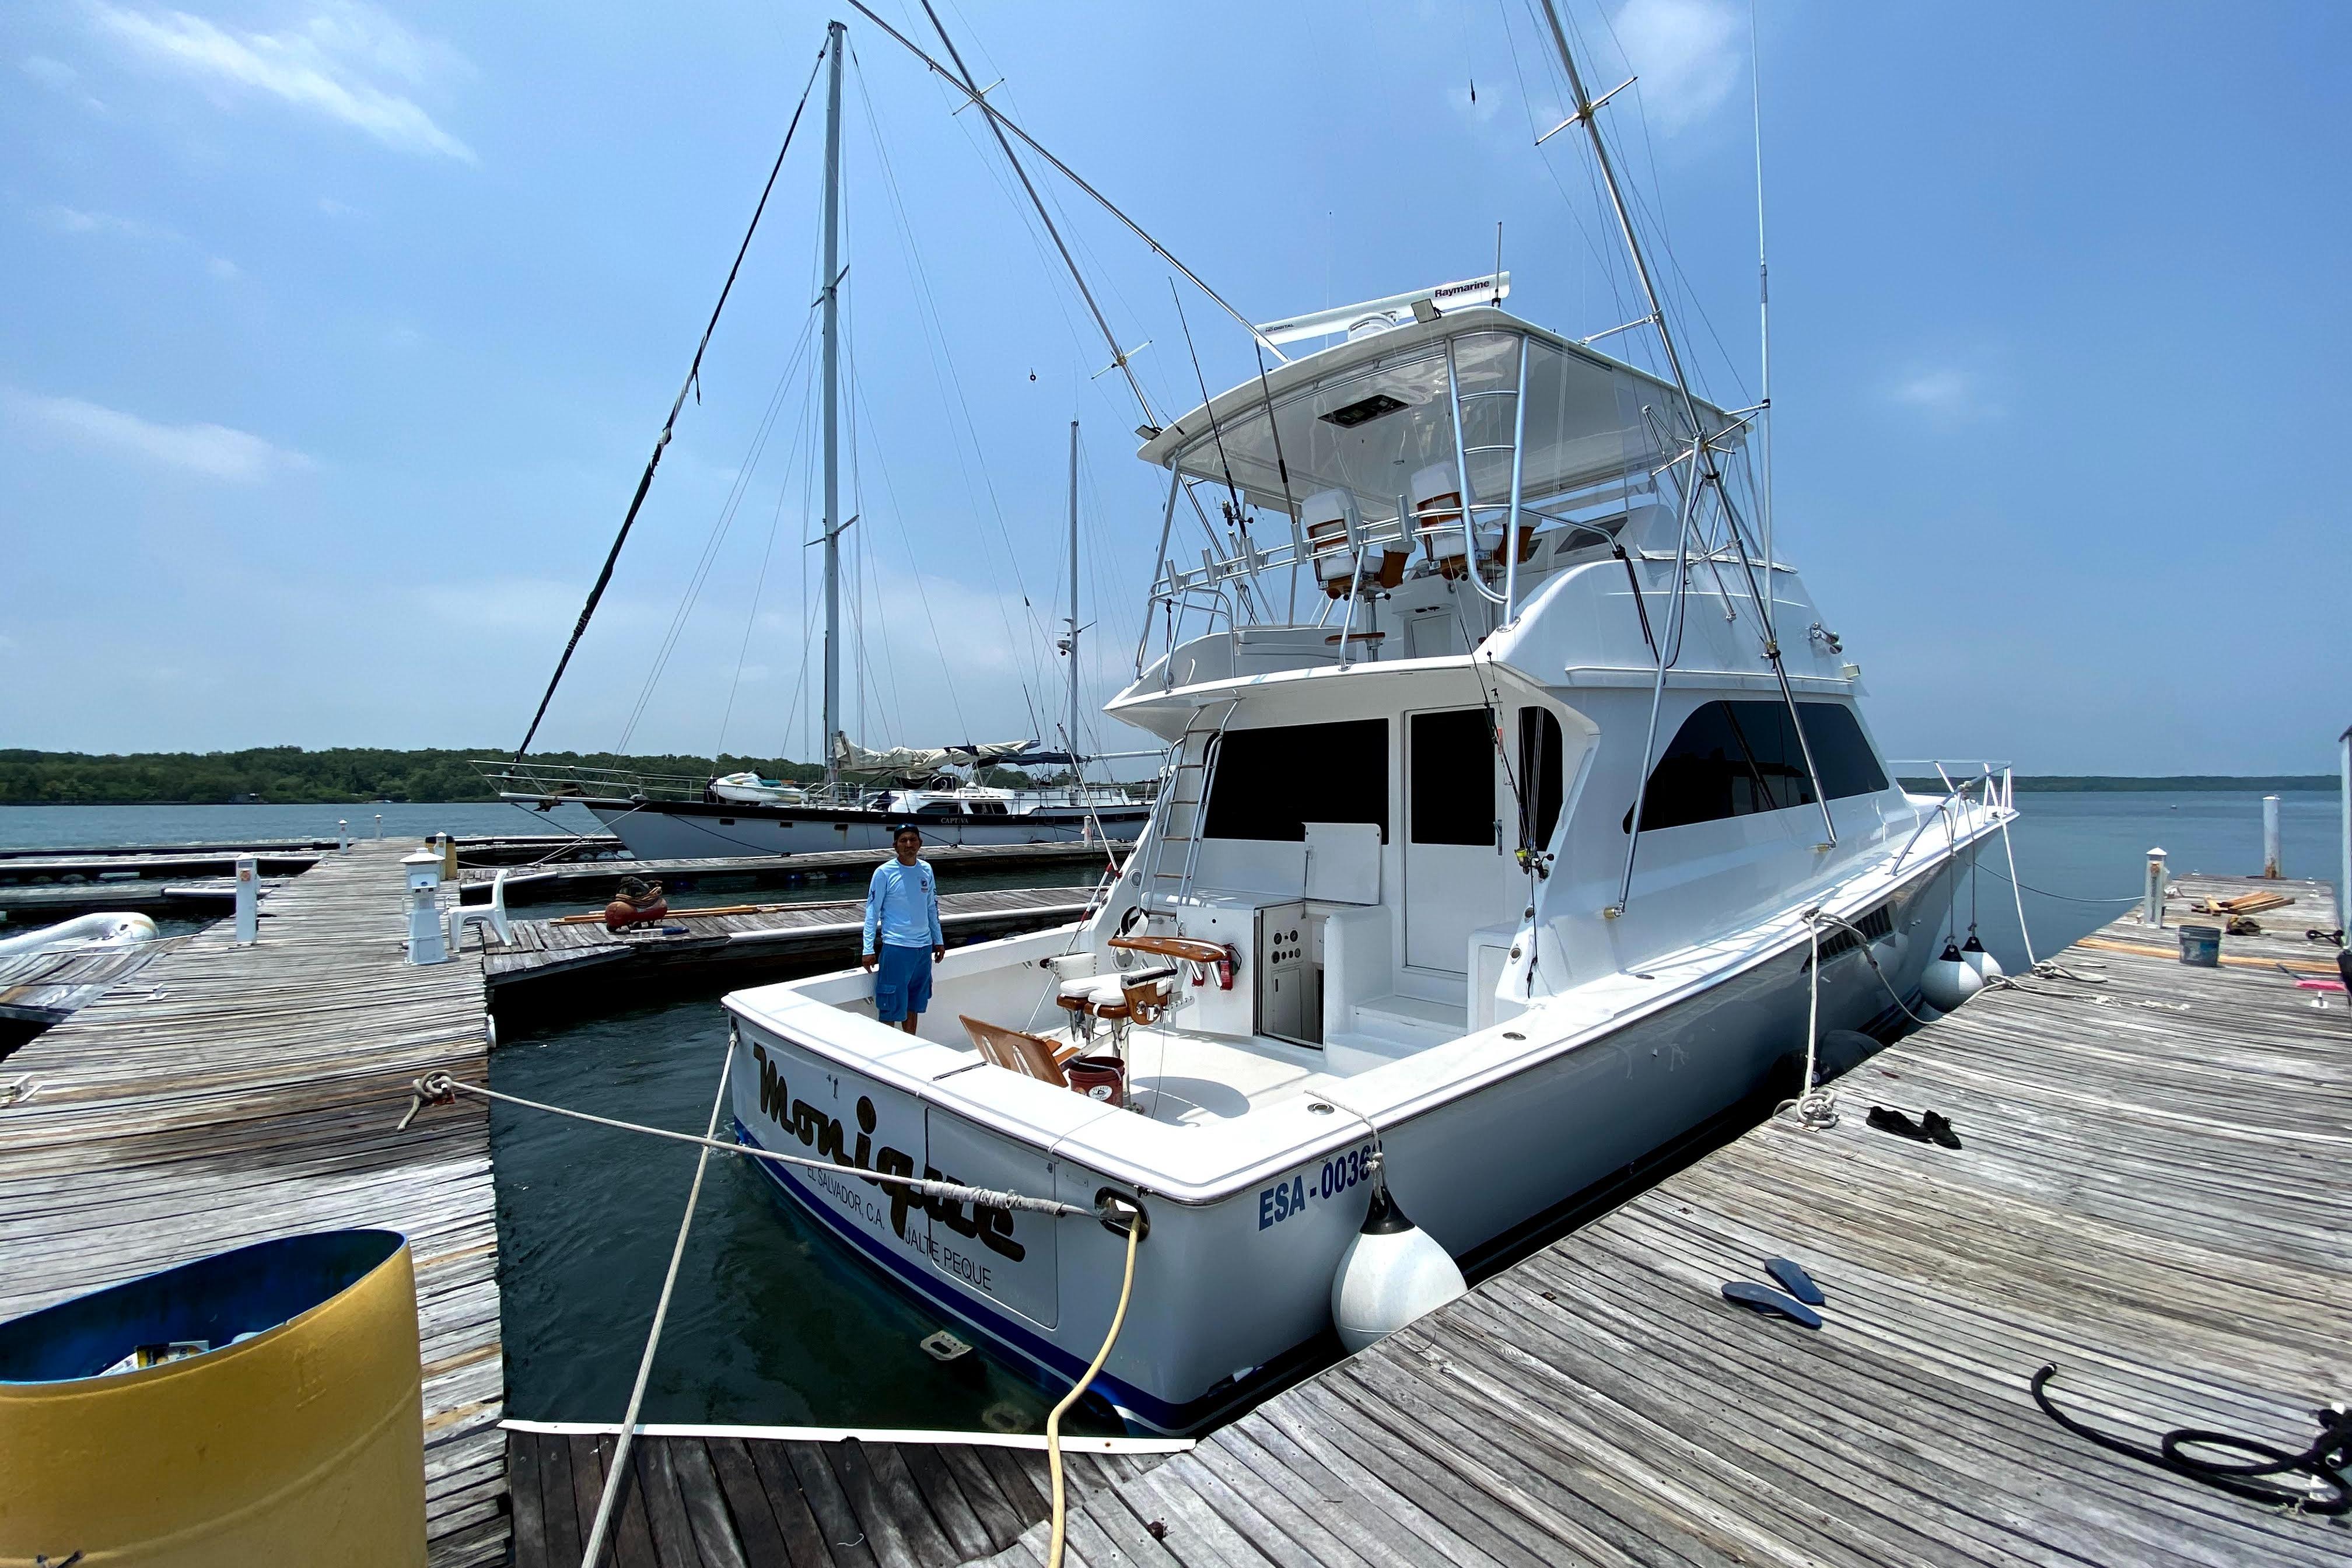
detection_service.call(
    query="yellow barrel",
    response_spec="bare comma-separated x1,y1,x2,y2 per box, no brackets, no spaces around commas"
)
0,1230,427,1567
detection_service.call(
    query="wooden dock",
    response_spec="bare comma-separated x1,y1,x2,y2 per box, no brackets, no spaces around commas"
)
482,887,1102,992
458,839,1126,908
514,874,2351,1566
504,1425,1189,1568
0,839,509,1567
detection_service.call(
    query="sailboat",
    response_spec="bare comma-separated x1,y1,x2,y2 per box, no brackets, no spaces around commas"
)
480,28,1149,860
718,5,2014,1431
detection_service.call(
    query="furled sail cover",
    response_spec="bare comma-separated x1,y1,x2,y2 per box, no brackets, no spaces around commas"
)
1158,315,1735,528
832,733,1038,779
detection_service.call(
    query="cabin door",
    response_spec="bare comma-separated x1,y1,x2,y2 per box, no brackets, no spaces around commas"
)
1404,708,1500,973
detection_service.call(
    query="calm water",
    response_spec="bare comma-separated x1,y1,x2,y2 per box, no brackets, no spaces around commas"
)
0,800,606,851
5,793,2340,1429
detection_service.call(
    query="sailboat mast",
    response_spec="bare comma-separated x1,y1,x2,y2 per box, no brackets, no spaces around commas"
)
820,20,845,794
1066,418,1080,802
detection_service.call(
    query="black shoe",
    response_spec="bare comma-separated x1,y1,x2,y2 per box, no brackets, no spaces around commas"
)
1867,1105,1931,1142
1920,1111,1962,1149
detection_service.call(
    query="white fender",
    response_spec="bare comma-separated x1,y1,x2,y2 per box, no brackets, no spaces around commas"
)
1331,1178,1465,1354
1920,937,1982,1012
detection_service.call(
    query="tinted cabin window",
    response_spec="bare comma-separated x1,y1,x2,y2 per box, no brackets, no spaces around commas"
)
1625,701,1887,833
1203,718,1388,841
1410,709,1496,846
1518,707,1565,849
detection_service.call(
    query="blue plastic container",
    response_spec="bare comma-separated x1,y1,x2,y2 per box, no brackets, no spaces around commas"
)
2178,924,2221,967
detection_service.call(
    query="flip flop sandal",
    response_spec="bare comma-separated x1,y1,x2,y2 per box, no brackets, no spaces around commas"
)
1721,1280,1823,1329
1920,1111,1962,1149
1765,1256,1825,1306
1867,1106,1931,1142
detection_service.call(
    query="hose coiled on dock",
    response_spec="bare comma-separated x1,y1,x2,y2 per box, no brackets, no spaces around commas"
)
2031,1363,2352,1516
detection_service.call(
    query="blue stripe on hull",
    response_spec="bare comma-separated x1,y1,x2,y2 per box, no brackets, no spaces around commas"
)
734,1120,1206,1434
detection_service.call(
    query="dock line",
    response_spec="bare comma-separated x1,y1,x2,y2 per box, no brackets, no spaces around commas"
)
580,1033,737,1568
397,1069,1094,1218
2032,1364,2351,1516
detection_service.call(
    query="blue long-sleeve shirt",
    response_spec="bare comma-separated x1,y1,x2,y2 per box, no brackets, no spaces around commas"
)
863,858,943,953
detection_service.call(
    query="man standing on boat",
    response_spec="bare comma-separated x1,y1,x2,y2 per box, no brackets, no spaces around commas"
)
860,824,946,1035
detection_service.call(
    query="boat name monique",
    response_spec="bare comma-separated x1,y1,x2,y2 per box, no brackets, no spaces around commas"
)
750,1040,1026,1272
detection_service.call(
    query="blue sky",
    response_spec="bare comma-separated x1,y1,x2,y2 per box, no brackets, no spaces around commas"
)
2,1,2344,773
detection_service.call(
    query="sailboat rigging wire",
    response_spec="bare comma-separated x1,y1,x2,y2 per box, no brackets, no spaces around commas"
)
618,313,821,752
912,1,1159,426
844,0,1283,366
513,41,828,763
848,45,1059,733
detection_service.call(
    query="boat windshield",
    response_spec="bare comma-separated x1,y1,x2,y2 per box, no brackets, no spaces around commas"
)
1167,326,1734,530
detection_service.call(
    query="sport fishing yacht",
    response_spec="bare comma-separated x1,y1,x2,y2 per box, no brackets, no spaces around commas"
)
724,288,2011,1429
719,6,2013,1432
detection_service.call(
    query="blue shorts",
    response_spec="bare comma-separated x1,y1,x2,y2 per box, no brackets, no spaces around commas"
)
873,942,933,1023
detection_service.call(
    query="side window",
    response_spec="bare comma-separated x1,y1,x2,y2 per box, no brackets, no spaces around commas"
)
1409,709,1496,847
1517,706,1564,849
1626,701,1886,832
1797,704,1889,799
1202,718,1388,842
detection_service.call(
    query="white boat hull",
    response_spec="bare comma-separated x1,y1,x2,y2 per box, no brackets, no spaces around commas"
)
725,849,1957,1433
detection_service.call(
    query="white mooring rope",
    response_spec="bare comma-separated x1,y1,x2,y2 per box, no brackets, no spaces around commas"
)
398,1069,1092,1219
579,1034,736,1567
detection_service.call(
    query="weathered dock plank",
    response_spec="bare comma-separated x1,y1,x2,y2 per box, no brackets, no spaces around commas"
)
971,874,2351,1567
481,887,1102,990
457,839,1128,907
0,840,508,1567
505,1427,1189,1568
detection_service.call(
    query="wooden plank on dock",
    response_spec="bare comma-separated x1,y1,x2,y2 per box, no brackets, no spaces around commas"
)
0,933,189,1028
507,1430,1094,1568
482,887,1101,989
457,839,1128,907
976,875,2352,1567
0,841,508,1567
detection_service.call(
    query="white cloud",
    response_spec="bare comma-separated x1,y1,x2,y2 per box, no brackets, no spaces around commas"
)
30,204,241,282
1,388,312,481
36,204,169,241
88,1,475,161
23,52,107,110
1612,0,1742,135
1891,367,2004,425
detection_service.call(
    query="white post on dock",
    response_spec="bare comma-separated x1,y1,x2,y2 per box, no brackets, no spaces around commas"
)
374,814,384,839
233,855,259,944
2262,794,2282,878
2144,846,2167,928
404,849,449,965
338,819,350,852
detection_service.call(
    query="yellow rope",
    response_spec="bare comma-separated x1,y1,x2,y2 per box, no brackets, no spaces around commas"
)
1048,1213,1142,1568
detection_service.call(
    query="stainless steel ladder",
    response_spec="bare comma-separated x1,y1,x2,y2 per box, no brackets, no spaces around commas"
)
1138,699,1238,921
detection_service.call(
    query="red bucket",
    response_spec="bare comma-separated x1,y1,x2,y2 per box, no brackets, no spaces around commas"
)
1064,1055,1124,1107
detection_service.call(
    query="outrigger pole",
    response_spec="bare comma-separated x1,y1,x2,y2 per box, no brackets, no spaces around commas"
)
1532,1,1836,914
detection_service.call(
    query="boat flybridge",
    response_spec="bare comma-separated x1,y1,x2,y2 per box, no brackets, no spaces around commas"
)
723,290,2015,1430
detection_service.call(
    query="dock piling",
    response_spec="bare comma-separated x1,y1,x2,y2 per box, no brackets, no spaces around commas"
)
2262,793,2283,877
